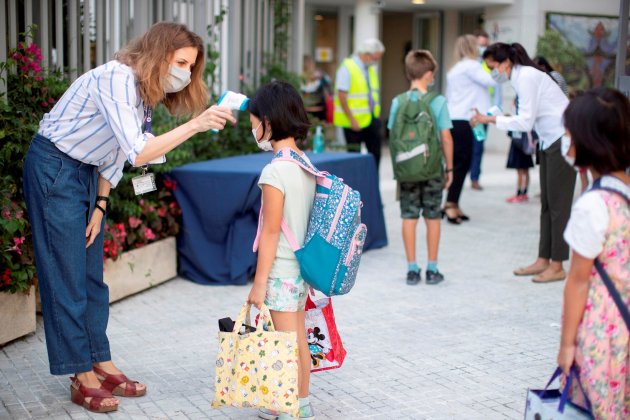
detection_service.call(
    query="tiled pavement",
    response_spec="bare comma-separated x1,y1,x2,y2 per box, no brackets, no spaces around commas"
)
1,147,569,419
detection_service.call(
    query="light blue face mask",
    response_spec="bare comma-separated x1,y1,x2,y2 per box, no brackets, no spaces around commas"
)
491,68,509,84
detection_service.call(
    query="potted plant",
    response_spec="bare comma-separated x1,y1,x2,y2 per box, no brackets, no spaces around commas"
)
0,32,66,344
102,181,182,302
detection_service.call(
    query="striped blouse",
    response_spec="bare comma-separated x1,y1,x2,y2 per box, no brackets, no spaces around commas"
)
38,60,164,188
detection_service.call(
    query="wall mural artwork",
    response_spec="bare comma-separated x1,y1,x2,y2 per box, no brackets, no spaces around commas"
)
546,12,629,89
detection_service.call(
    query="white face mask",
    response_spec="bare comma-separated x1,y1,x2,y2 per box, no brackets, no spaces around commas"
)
164,65,191,93
561,135,576,167
252,121,273,152
491,68,509,84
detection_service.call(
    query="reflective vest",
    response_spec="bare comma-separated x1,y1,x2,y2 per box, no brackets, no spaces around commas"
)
482,60,495,97
333,58,381,128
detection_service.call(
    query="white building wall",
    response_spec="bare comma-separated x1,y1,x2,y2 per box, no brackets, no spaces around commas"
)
482,0,621,154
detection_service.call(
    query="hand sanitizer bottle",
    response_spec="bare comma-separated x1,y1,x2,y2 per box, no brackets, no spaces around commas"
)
471,106,503,142
313,125,324,153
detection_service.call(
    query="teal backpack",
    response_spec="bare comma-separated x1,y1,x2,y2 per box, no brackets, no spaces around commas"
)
389,90,443,182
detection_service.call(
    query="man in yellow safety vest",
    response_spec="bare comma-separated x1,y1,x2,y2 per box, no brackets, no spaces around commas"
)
334,38,385,170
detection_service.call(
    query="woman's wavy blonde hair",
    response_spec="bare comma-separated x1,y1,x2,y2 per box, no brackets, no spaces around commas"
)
115,22,208,117
454,34,478,61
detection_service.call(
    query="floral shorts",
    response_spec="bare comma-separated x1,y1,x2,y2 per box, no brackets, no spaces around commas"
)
264,275,307,312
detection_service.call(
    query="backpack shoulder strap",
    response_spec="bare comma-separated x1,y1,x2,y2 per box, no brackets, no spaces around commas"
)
271,148,328,179
590,177,630,204
595,259,630,332
420,91,439,106
589,176,630,331
253,148,318,253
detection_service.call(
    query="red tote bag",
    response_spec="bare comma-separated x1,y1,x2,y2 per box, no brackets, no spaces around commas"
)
305,294,346,373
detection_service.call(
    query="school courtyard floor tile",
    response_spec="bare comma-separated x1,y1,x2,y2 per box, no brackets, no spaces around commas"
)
1,147,569,419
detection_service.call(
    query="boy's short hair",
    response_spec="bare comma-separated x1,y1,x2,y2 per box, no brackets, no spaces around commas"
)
404,49,437,81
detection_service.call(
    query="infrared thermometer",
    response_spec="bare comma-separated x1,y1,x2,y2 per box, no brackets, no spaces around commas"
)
211,91,249,133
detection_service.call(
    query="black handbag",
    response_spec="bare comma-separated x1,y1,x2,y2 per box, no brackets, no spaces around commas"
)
510,130,538,155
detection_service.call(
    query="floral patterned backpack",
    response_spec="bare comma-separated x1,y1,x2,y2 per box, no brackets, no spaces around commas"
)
253,148,367,296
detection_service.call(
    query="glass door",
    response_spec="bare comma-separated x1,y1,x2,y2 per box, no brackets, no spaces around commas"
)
413,12,443,91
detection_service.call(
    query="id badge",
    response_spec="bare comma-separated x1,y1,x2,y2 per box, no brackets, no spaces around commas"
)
132,172,156,195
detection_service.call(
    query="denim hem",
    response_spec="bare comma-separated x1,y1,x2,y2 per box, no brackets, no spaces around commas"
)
50,360,95,376
91,350,112,363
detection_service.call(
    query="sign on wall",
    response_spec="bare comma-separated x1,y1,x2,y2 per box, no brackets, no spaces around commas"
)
315,47,334,63
546,12,630,89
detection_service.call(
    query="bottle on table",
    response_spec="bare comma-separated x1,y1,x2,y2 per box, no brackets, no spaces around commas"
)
313,125,324,153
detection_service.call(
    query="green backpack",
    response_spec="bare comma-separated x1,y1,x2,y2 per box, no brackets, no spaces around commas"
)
389,90,443,182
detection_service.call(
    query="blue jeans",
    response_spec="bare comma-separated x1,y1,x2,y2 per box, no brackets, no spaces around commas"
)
23,134,111,375
469,132,485,182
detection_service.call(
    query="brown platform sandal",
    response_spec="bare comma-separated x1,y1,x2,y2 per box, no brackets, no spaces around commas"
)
93,366,147,397
70,376,119,413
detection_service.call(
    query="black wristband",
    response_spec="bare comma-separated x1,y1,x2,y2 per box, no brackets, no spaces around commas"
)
94,203,107,216
96,195,109,203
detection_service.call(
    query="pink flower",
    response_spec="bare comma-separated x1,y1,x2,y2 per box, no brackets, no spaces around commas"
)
128,217,142,229
610,380,620,391
9,236,25,255
34,75,42,81
606,323,618,335
157,207,166,218
144,227,156,240
48,97,55,103
2,209,10,219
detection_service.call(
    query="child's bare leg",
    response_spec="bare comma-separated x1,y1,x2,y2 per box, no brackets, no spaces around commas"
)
402,219,418,263
269,310,310,397
424,218,441,262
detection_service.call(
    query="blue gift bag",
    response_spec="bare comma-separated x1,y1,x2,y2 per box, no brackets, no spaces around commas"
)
524,367,592,420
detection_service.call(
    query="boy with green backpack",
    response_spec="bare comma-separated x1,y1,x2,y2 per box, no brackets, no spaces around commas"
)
387,50,454,285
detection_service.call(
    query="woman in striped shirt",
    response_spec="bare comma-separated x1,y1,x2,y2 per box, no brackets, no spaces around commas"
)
22,22,235,413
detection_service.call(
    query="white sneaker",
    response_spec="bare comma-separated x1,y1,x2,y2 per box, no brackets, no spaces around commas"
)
276,404,315,420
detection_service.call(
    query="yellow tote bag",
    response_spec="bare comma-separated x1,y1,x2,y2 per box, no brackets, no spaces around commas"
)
211,302,299,417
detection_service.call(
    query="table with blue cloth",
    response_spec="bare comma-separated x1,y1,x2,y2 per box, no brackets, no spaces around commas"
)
169,151,388,286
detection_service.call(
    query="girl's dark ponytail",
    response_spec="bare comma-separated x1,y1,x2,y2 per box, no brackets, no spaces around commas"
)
509,43,540,69
483,42,540,70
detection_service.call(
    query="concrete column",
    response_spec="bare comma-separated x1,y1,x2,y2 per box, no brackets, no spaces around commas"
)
353,0,380,52
226,0,241,91
336,6,352,62
303,3,314,57
291,0,305,74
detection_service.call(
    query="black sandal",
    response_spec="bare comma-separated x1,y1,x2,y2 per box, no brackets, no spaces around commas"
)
441,206,461,225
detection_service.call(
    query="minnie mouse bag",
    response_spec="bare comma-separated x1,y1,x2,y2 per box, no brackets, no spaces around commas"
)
305,292,346,373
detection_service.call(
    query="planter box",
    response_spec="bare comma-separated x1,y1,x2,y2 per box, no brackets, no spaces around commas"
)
104,237,177,303
0,286,36,345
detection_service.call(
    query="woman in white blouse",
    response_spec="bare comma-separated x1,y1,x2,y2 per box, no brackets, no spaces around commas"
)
22,22,235,413
473,42,575,283
444,35,497,223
